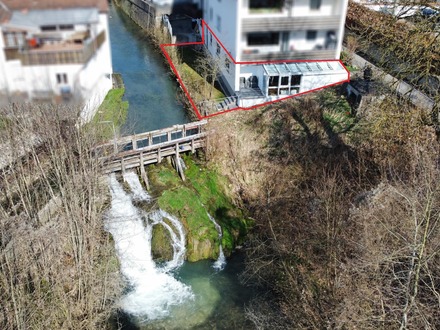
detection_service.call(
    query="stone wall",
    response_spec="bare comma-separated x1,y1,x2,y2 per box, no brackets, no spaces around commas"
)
115,0,157,29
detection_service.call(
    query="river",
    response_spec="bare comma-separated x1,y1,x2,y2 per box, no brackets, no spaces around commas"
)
108,1,190,134
107,3,255,329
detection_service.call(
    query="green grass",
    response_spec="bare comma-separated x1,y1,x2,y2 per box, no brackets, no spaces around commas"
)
180,63,225,101
92,88,128,140
319,90,356,133
345,65,359,72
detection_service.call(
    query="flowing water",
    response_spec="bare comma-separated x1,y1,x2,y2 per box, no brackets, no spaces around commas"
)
107,2,255,328
108,2,190,134
208,213,226,271
106,173,194,321
106,172,254,329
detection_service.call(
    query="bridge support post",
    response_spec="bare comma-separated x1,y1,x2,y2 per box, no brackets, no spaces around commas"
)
121,158,126,178
139,153,150,190
132,138,137,150
174,143,185,181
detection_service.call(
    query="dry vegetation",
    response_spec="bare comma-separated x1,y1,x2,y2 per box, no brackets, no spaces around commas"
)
345,0,440,135
206,87,440,329
0,104,122,329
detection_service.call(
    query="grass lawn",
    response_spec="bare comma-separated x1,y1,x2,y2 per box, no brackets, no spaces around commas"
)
92,88,128,140
179,63,225,102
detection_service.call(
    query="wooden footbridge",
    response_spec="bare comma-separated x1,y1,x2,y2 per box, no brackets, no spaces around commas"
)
95,120,207,182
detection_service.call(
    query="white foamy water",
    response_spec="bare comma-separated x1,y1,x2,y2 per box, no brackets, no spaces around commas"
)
123,171,151,201
151,209,187,271
208,213,226,271
105,173,194,321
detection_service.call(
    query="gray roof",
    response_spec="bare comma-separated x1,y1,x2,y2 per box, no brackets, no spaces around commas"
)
6,8,99,29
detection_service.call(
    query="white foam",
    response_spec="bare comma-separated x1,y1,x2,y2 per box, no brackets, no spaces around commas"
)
123,171,151,201
208,213,226,271
106,174,194,321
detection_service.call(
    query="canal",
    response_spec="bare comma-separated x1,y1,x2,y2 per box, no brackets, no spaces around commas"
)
108,1,190,134
107,3,255,329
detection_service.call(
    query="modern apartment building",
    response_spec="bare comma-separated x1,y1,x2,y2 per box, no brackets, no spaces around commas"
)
0,0,112,117
201,0,349,107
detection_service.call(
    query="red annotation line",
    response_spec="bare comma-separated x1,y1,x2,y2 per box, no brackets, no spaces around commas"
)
160,20,350,120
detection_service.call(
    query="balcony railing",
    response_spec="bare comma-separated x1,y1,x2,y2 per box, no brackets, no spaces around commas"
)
240,49,337,62
4,30,106,66
242,15,341,33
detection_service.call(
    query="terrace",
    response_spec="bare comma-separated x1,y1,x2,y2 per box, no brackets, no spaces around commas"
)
3,30,106,65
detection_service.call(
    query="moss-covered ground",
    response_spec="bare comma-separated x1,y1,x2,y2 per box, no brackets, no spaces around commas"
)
149,155,251,259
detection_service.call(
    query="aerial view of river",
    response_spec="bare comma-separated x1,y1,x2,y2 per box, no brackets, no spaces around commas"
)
108,2,190,134
107,3,255,329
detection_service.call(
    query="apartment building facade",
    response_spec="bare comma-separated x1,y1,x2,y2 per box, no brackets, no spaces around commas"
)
0,0,112,116
201,0,349,107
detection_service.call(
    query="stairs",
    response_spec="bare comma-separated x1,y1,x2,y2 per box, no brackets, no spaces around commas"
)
216,96,238,111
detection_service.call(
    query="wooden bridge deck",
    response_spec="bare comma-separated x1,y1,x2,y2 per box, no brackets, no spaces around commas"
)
96,120,207,174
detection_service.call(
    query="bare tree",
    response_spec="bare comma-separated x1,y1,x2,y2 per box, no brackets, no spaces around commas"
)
0,103,122,329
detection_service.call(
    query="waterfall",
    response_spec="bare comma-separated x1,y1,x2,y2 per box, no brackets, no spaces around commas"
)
105,173,194,321
150,209,186,271
123,171,151,201
208,213,226,271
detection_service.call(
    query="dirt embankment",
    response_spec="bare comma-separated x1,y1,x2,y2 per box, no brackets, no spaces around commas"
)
206,88,440,329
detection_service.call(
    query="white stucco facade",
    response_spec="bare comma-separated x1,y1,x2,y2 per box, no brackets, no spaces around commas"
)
0,4,112,118
201,0,349,106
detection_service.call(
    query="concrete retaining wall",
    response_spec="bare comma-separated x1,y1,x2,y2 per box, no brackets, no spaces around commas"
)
115,0,156,29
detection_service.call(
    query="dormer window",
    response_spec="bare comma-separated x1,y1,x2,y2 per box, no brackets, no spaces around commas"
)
41,24,74,31
60,25,74,31
41,25,56,31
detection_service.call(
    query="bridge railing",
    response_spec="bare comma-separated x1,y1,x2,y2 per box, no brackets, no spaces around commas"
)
94,119,208,158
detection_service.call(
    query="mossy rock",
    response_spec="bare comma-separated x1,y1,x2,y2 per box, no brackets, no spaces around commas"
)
151,223,173,262
158,187,219,261
150,155,252,262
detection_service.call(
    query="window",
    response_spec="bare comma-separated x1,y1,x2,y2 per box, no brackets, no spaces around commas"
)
4,32,25,47
216,15,221,32
41,25,57,31
281,76,289,85
59,24,74,31
306,30,317,41
225,58,231,72
216,42,221,55
310,0,321,10
5,33,15,47
269,76,279,87
56,73,68,84
291,75,301,86
250,0,283,10
247,32,279,46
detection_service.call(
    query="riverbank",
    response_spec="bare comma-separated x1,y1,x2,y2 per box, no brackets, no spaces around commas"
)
206,86,440,328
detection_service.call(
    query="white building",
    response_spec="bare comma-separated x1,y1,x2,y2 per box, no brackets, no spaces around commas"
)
0,0,112,118
201,0,349,108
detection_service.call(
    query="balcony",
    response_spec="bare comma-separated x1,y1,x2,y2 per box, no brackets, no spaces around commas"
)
242,15,341,33
240,49,337,62
4,30,106,66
